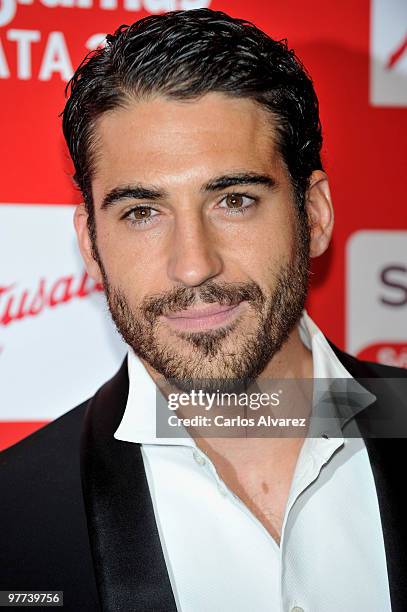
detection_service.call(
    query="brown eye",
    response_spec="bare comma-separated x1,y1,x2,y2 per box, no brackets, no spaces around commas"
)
132,207,151,219
225,193,245,209
124,206,159,226
218,193,257,216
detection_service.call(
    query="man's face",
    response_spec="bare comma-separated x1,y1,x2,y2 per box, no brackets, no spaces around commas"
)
80,93,311,392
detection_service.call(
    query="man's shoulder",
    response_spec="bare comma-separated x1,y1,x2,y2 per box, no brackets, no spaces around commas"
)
348,353,407,378
0,398,101,610
361,358,407,378
327,339,407,379
0,400,95,515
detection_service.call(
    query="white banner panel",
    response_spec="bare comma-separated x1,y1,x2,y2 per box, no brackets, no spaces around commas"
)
346,230,407,367
0,204,126,420
370,0,407,107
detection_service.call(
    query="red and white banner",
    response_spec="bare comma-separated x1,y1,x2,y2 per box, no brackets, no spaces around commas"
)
347,230,407,367
0,205,125,422
370,0,407,106
1,0,406,449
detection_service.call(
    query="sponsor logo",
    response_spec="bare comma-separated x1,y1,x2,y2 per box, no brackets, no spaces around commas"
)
386,35,407,70
346,230,407,368
0,0,211,80
370,0,407,106
356,342,407,368
379,264,407,307
0,271,102,327
0,0,211,28
0,204,125,420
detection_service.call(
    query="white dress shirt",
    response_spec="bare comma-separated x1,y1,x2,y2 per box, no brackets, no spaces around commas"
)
114,309,392,612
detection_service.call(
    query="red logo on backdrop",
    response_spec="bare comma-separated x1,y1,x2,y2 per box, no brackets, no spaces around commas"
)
0,271,103,326
386,35,407,70
357,343,407,369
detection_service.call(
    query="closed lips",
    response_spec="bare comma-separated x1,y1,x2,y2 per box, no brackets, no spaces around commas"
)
166,304,241,319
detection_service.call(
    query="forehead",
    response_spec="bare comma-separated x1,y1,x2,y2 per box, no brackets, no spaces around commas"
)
91,92,282,192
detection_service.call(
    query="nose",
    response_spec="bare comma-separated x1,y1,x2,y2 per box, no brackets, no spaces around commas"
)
167,211,223,287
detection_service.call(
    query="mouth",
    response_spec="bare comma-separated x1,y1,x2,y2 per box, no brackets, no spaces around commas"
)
161,301,247,332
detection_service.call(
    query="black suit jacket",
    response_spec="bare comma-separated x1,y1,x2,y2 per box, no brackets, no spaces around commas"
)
1,342,407,612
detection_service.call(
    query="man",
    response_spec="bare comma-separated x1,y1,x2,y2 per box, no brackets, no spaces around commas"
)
1,8,406,612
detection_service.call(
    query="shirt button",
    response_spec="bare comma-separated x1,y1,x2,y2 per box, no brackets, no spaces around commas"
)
192,450,206,466
291,607,304,612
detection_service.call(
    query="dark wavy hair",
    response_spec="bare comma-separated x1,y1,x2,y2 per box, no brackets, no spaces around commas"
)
62,8,323,239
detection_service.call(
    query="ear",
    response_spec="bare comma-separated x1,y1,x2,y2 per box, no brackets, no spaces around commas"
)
305,170,334,258
73,204,103,284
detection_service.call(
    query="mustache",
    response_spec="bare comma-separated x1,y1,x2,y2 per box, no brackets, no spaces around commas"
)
141,280,266,323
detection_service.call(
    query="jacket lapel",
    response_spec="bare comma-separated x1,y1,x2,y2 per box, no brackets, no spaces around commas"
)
328,340,407,612
80,358,177,612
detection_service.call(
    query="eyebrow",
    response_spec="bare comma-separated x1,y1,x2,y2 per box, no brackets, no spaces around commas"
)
100,172,276,210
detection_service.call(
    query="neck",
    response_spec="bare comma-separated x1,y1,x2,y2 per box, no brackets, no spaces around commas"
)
259,325,313,380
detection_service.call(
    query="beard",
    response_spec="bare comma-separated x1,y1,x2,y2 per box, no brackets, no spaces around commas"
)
96,213,310,394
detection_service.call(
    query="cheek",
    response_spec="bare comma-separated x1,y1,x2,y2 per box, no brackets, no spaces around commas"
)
95,231,157,301
233,208,297,274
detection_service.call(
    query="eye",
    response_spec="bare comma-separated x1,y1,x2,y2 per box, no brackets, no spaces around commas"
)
123,205,159,226
218,193,258,215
